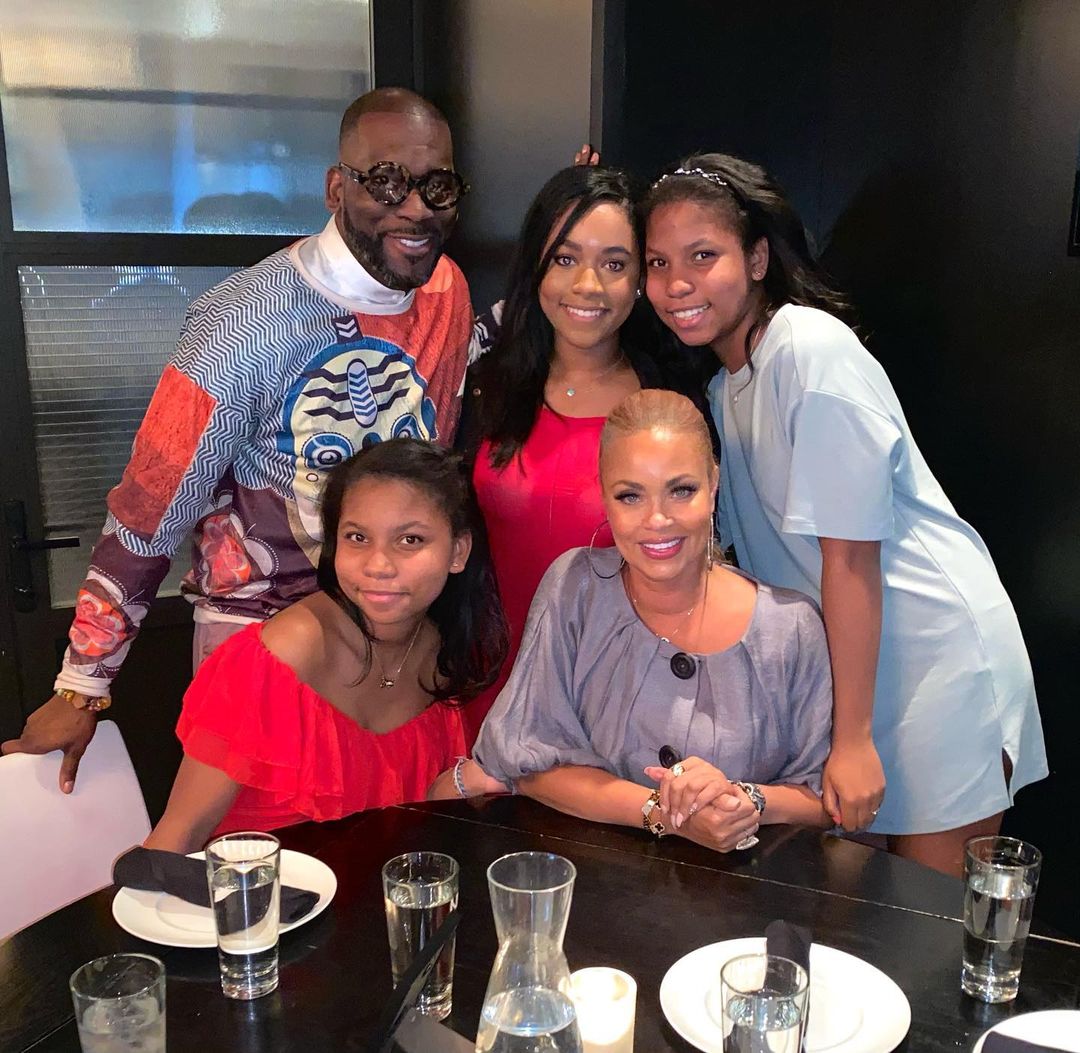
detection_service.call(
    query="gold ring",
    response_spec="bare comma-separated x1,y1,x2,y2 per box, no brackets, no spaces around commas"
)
671,763,685,778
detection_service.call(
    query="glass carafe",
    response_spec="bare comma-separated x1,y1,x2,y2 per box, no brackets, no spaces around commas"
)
475,852,582,1053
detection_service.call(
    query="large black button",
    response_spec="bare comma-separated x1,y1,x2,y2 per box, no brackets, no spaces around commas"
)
670,652,697,680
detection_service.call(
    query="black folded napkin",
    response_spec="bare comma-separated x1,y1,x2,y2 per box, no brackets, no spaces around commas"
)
766,920,812,1053
114,846,319,933
984,1034,1071,1053
764,919,811,976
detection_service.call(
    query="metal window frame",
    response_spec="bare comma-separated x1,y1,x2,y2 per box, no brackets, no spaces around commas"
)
0,0,409,718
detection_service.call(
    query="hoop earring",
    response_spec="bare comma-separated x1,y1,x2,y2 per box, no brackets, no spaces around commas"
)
586,520,625,579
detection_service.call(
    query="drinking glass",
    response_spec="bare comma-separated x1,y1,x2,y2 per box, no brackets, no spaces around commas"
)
719,954,808,1053
569,967,636,1053
205,831,281,1000
382,851,459,1020
70,953,166,1053
962,835,1042,1003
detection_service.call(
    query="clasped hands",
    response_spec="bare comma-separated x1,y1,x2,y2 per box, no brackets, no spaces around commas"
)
643,756,760,853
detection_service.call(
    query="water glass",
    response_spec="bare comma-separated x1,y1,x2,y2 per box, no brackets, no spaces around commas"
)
70,953,166,1053
205,831,281,1000
962,835,1042,1003
569,968,636,1053
719,954,808,1053
382,851,459,1020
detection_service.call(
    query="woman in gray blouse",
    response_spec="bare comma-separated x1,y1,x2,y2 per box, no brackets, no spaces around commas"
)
463,390,833,853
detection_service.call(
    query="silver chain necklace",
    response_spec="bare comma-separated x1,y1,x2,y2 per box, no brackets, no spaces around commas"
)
371,619,424,689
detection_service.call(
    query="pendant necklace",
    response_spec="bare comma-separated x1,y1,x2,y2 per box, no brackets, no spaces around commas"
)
552,353,625,398
624,570,708,644
371,618,424,689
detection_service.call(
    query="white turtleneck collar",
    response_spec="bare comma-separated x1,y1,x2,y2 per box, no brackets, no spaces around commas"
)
290,217,415,315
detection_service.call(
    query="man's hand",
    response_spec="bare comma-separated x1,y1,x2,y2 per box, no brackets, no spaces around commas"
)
1,695,98,793
821,735,886,830
573,143,600,166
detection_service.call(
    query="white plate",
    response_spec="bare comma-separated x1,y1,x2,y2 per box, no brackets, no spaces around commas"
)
973,1010,1080,1052
112,849,337,948
660,937,911,1053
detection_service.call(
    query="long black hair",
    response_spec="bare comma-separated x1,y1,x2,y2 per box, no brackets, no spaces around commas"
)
471,164,668,468
316,438,508,703
643,152,854,337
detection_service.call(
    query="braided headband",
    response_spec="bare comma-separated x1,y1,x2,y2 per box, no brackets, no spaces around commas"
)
651,166,730,190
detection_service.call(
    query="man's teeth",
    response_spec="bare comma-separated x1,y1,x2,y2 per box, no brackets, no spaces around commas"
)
564,306,605,319
673,306,707,319
643,539,680,550
396,236,430,248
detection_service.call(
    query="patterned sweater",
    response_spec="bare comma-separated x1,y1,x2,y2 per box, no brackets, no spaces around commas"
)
55,234,472,696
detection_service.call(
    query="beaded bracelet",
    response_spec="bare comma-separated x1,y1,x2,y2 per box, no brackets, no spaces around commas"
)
452,756,469,799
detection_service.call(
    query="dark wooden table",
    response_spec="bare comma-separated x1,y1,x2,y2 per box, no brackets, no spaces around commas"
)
3,797,1079,1052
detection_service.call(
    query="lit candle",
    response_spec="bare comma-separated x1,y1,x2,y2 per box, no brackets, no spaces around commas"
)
569,967,637,1053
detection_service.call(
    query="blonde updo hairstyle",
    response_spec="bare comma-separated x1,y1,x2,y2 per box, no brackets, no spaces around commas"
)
599,389,718,490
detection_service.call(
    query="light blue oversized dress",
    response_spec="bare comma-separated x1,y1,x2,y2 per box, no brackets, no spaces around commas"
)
709,303,1048,834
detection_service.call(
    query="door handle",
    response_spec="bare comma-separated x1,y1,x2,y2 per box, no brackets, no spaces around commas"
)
4,499,81,612
11,535,81,552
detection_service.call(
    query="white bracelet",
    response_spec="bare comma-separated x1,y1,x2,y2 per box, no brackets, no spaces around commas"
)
452,756,469,799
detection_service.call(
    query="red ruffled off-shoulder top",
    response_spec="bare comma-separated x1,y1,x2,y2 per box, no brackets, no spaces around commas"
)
176,623,466,836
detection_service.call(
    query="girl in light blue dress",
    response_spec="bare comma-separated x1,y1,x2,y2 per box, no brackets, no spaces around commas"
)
640,152,1047,876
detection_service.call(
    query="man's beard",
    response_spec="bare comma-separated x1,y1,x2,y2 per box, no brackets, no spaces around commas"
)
339,207,446,292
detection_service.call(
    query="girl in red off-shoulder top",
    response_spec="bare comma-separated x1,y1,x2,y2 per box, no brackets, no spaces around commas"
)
146,438,508,853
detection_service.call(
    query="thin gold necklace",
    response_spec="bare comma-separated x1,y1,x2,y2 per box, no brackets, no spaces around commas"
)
624,570,708,644
549,352,625,398
371,618,424,689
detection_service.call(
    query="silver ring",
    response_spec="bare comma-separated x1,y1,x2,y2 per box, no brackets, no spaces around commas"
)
670,763,685,778
735,834,759,850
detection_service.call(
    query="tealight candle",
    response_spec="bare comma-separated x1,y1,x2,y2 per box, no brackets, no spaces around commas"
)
569,967,637,1053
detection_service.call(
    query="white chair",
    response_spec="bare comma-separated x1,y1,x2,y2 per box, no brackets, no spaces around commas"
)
0,719,151,939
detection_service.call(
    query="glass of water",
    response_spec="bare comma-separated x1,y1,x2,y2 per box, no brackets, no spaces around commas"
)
962,835,1042,1003
382,851,459,1020
205,831,281,1000
70,953,166,1053
719,954,808,1053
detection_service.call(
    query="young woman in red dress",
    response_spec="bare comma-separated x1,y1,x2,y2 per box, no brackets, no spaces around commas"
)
145,439,507,852
463,165,683,739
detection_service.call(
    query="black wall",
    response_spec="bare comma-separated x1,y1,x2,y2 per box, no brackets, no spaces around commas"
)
611,1,1080,935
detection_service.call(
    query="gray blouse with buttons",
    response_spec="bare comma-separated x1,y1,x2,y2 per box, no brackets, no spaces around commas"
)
474,547,833,794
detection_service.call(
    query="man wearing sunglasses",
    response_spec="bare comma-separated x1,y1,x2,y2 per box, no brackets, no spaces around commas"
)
3,88,476,790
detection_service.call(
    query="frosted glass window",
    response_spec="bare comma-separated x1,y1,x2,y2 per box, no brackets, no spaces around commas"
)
19,265,236,606
1,0,372,234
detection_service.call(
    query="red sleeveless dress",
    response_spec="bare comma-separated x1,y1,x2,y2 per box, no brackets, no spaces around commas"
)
468,406,614,741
